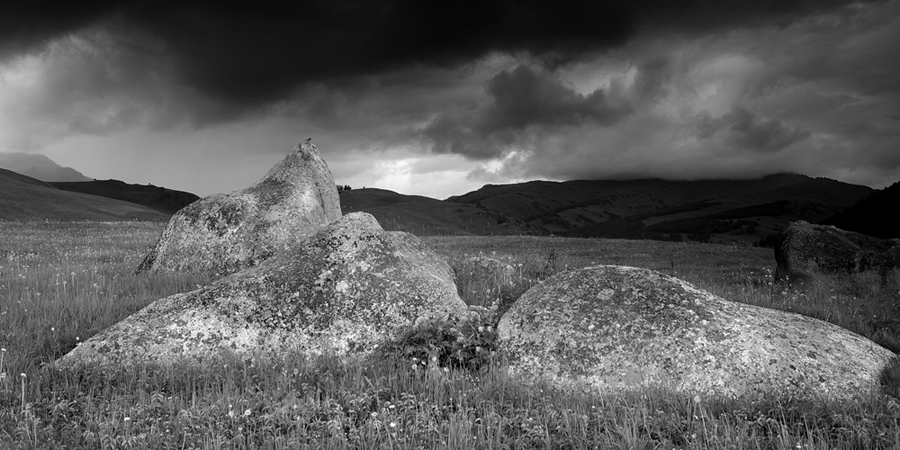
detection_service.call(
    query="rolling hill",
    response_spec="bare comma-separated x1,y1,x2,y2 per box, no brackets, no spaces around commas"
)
51,180,200,215
446,173,873,244
339,188,538,236
823,180,900,239
0,169,168,221
4,160,881,244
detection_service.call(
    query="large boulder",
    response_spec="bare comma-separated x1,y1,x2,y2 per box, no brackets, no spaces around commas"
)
136,141,342,278
59,213,470,368
774,220,900,283
498,265,895,400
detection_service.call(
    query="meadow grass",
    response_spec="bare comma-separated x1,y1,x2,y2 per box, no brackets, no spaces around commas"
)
1,222,899,449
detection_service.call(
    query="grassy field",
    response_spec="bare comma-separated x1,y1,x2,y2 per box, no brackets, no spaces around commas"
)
1,221,899,449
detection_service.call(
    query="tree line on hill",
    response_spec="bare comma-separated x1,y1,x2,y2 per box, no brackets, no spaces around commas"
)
550,180,899,246
821,181,899,240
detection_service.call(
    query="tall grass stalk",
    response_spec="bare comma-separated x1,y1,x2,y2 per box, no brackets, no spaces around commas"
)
0,222,898,448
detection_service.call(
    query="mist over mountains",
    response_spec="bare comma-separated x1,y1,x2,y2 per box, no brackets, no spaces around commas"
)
1,153,894,244
0,152,92,182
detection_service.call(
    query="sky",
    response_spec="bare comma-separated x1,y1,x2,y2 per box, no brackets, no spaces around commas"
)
0,0,898,199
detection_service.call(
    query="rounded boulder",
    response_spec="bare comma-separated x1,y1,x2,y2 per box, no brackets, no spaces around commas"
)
774,220,900,283
498,265,896,400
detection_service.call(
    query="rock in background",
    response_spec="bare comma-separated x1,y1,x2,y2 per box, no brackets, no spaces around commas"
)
58,213,470,368
498,265,895,401
460,255,518,287
136,142,341,278
774,220,900,283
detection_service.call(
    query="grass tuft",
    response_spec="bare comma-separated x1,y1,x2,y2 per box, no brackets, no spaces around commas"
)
1,223,899,448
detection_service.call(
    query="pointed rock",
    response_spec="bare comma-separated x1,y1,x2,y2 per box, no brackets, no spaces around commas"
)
136,142,341,278
498,265,895,400
58,213,470,368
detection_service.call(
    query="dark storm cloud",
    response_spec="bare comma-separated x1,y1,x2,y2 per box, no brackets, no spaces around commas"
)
698,106,811,153
5,0,899,195
424,65,632,159
1,0,634,120
482,66,629,131
0,0,882,121
0,0,120,57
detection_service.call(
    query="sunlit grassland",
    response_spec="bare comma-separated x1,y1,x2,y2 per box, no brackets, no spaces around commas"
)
1,222,899,449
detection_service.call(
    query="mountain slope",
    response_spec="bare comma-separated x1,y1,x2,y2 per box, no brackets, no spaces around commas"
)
339,188,537,236
51,180,200,215
823,181,900,239
0,169,168,221
0,152,92,182
449,174,873,244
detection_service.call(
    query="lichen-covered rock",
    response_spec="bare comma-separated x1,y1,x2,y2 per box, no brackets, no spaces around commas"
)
774,220,900,283
59,213,469,368
498,265,895,400
136,141,341,278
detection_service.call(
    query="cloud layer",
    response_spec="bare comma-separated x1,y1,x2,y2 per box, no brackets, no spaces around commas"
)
0,0,898,196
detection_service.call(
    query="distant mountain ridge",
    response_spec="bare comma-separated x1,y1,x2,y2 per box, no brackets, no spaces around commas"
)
0,153,200,216
339,188,538,236
2,155,884,243
0,152,92,182
0,169,168,221
444,173,873,244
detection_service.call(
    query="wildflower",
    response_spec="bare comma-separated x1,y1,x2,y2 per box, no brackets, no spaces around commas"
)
243,409,251,417
693,395,701,404
389,422,397,428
